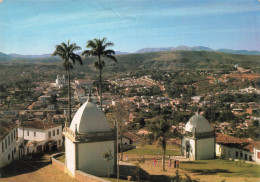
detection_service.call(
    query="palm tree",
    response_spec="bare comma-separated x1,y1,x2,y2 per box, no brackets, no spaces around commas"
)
148,118,171,171
52,41,82,126
81,37,117,109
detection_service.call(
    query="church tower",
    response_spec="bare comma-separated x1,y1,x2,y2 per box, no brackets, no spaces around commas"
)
181,114,215,160
63,100,116,177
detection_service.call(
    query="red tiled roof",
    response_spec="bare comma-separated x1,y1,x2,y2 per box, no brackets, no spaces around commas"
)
21,120,61,130
216,132,260,152
121,132,140,142
0,122,16,141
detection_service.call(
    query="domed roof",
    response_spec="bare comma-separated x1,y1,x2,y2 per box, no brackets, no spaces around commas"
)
184,114,213,133
69,100,111,133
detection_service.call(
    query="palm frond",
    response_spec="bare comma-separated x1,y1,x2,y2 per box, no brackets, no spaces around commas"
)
104,55,117,63
103,49,115,55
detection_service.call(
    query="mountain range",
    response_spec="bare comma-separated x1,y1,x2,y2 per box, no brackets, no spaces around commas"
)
1,46,260,60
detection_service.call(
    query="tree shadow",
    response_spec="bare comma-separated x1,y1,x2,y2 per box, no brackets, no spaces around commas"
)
0,156,51,178
188,169,233,175
119,164,172,182
181,161,207,164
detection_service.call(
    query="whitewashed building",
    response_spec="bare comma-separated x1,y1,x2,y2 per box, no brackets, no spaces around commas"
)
216,132,260,162
0,123,18,168
18,120,62,153
63,100,116,177
56,75,66,87
181,114,215,160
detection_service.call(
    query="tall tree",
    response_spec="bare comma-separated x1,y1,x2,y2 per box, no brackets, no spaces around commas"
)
148,118,171,171
108,102,129,161
52,41,82,126
81,37,117,109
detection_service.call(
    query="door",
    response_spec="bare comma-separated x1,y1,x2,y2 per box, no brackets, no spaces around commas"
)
245,154,248,161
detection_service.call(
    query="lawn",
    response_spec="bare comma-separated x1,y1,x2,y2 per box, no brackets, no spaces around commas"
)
124,144,181,156
180,159,260,178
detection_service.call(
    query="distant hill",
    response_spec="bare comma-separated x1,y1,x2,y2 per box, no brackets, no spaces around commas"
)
111,50,260,72
136,46,260,55
0,52,11,61
136,46,214,53
217,49,260,55
9,53,53,59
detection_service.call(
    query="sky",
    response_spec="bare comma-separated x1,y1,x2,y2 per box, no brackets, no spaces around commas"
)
0,0,259,55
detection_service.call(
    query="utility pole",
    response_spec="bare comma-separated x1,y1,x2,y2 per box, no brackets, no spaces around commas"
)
116,120,119,182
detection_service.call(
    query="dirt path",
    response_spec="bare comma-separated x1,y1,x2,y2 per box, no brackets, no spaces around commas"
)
0,155,78,182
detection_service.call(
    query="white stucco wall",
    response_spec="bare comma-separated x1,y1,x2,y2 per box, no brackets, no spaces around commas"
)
0,128,18,168
65,138,76,176
181,136,196,161
196,138,215,160
253,148,260,163
216,144,253,161
18,126,62,142
78,141,114,177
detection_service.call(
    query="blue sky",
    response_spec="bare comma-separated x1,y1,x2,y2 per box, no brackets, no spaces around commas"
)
0,0,259,55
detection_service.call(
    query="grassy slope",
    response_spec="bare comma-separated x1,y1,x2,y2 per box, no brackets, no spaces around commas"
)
124,144,181,156
181,159,260,178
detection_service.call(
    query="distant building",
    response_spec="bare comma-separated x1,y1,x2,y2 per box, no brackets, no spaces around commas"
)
55,75,66,87
181,114,215,160
240,86,260,94
74,79,93,92
18,121,62,153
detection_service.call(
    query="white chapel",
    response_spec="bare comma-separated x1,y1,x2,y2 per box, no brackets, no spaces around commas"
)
181,114,215,160
63,100,116,177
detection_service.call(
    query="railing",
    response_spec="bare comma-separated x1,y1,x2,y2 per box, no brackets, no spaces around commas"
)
63,127,75,138
63,127,116,141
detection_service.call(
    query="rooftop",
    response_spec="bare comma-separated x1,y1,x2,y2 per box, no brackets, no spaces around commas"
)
184,114,213,133
216,132,260,152
0,122,16,141
70,100,111,133
21,120,61,130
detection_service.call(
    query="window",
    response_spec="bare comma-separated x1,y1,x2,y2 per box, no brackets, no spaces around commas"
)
48,131,51,138
8,154,10,160
14,130,16,139
2,142,4,153
27,131,29,136
258,152,260,159
236,151,238,158
11,134,13,142
53,130,55,136
8,136,10,145
34,132,36,137
14,148,16,154
57,129,59,135
5,139,7,149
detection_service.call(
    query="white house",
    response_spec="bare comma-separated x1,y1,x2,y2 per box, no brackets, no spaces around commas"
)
18,120,63,153
240,86,260,94
181,114,215,160
216,132,260,162
0,122,18,168
63,100,116,177
253,147,260,163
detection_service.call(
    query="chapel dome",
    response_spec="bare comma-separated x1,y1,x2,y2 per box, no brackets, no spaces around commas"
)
69,100,111,133
184,114,213,133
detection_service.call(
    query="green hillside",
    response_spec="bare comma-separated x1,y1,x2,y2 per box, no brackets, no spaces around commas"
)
0,50,259,84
